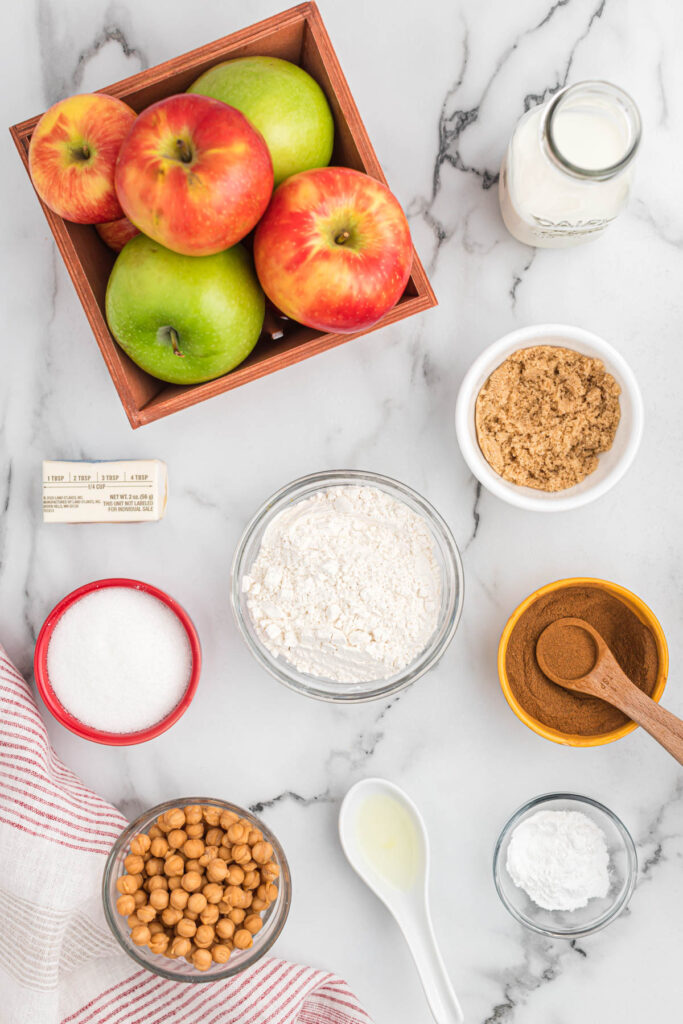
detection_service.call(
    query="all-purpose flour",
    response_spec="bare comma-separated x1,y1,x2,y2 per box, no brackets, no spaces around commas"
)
506,810,610,912
242,486,442,683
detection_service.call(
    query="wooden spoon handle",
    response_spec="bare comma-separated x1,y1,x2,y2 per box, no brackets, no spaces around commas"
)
599,670,683,766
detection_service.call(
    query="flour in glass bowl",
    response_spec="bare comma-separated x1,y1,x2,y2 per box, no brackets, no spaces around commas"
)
242,486,442,683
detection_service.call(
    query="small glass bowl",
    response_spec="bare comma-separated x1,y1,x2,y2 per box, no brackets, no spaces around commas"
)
493,793,637,939
231,470,464,702
102,797,291,982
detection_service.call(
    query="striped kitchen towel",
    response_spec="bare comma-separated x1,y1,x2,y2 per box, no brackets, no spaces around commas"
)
0,645,371,1024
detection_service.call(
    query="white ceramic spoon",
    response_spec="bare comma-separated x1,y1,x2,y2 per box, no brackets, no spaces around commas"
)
339,777,464,1024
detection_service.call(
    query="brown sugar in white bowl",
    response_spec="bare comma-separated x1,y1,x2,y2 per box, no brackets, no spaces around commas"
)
455,323,643,512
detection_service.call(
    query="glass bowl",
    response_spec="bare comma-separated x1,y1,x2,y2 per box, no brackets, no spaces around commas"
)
102,797,291,982
231,470,464,702
493,793,637,939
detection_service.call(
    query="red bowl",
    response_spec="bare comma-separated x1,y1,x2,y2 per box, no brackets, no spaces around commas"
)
34,578,201,745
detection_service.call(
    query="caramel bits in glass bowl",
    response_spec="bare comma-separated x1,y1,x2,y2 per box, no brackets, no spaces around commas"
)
103,799,291,982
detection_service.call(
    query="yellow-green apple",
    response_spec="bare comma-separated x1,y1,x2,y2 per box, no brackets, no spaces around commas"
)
95,215,139,252
28,93,136,223
105,234,264,385
188,56,333,187
114,94,273,257
253,167,413,333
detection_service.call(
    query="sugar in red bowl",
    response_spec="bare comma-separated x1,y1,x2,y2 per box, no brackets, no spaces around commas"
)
34,578,201,745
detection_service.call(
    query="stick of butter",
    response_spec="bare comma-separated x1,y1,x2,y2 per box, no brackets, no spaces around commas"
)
42,460,167,523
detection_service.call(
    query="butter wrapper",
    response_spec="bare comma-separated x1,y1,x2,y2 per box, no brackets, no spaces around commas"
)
43,460,167,523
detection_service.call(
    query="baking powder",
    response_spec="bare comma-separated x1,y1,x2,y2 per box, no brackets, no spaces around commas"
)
506,810,610,912
242,486,441,683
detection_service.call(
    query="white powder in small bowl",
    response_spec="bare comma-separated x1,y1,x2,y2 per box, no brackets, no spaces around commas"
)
506,809,610,912
46,587,193,734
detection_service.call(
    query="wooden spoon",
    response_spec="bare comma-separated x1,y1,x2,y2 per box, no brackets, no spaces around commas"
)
536,617,683,765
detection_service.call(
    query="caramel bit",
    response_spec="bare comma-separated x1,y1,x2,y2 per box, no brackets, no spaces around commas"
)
475,345,621,491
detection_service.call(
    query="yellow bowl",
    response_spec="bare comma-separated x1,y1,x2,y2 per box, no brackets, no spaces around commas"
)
498,577,669,747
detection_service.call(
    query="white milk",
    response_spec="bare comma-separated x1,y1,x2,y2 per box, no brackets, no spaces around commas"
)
499,81,641,248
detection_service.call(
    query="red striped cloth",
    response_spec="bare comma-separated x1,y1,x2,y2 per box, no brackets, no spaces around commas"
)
0,647,372,1024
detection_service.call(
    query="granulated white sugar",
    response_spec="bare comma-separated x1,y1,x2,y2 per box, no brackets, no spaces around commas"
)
46,587,192,733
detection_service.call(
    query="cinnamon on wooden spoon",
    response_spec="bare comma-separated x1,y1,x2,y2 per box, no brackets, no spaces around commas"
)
536,617,683,766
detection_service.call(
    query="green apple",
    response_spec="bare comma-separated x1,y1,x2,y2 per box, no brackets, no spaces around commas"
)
188,56,334,186
105,234,264,385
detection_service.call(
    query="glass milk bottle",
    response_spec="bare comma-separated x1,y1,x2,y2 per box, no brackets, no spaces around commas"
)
499,81,641,248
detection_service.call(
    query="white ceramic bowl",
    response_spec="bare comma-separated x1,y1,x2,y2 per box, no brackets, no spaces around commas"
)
454,324,644,512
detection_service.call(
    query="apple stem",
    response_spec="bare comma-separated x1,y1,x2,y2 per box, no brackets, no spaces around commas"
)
169,327,184,357
175,138,193,164
335,230,351,245
70,143,91,162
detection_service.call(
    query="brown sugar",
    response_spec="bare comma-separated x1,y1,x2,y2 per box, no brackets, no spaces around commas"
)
475,345,621,491
505,585,659,736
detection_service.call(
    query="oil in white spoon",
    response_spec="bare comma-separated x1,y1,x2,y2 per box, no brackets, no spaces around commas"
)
356,792,420,890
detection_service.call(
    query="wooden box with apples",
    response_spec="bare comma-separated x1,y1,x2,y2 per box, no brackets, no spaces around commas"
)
9,2,436,428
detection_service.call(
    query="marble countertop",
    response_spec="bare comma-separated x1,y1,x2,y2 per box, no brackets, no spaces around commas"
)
3,0,683,1020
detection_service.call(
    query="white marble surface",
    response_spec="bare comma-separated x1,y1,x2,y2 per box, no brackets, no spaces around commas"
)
3,0,683,1020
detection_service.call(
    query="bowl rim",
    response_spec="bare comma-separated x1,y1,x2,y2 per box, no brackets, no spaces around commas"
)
102,796,291,981
497,577,669,746
230,468,464,703
33,578,202,745
492,791,638,939
454,322,644,512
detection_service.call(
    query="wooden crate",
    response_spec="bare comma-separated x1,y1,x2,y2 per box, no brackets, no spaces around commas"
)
9,2,436,428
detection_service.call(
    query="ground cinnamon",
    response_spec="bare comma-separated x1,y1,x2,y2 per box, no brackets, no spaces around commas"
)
536,621,598,681
505,585,659,735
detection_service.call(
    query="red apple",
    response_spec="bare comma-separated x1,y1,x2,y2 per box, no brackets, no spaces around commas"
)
115,94,273,257
253,167,413,333
28,93,136,223
95,214,139,252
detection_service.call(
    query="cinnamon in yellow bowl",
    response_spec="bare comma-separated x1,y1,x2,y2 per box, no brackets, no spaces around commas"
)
498,578,669,747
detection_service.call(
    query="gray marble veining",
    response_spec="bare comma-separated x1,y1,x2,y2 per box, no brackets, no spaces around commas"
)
2,0,683,1020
